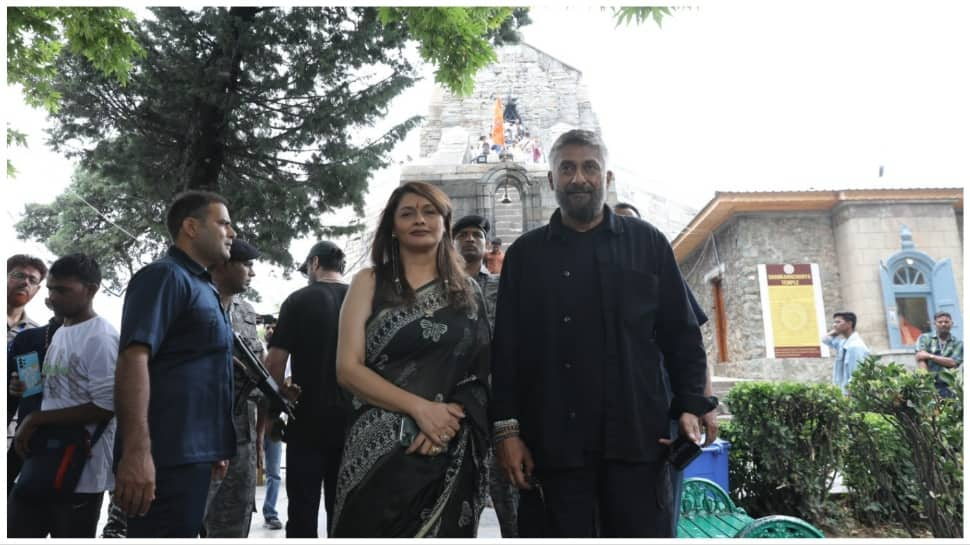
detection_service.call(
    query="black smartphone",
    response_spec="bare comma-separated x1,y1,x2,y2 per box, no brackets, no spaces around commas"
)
399,415,419,447
667,434,702,471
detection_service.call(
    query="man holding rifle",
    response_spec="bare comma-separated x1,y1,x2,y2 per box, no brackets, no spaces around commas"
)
202,238,265,537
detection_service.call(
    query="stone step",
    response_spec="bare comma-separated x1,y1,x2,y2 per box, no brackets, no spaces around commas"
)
710,375,753,416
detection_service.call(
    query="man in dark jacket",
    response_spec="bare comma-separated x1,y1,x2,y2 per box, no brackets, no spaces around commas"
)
490,129,715,537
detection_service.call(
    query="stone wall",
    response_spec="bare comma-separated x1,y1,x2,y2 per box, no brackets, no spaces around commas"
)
956,210,964,245
681,212,845,376
679,218,736,368
716,357,833,383
832,201,964,352
612,171,698,242
715,351,918,384
399,163,555,247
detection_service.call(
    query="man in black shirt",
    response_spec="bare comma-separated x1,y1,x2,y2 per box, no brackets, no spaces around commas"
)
491,129,715,537
264,241,349,537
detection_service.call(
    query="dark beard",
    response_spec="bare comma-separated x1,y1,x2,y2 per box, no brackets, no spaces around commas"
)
555,184,605,225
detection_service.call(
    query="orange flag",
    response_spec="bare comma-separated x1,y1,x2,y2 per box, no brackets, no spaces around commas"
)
492,98,505,147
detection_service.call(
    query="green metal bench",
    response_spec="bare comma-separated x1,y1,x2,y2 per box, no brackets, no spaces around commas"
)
677,478,825,538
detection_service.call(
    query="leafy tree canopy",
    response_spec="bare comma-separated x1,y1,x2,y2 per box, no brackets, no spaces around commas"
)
15,7,527,293
7,6,144,177
380,7,531,95
7,6,144,111
611,6,677,28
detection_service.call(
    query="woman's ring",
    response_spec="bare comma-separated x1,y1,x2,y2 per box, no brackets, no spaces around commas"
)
440,434,450,442
429,446,441,456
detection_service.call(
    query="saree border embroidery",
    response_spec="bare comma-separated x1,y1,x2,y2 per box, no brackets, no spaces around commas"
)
332,408,400,526
415,427,470,537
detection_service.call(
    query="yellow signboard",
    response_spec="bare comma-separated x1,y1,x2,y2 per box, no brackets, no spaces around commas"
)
758,264,829,358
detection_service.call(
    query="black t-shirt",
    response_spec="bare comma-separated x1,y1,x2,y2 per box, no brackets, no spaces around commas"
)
269,281,349,446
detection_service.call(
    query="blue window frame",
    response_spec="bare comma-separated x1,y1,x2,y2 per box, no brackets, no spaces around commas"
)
879,226,963,348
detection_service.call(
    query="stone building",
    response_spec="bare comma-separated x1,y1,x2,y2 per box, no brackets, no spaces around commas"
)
674,188,964,383
401,43,696,246
335,43,696,277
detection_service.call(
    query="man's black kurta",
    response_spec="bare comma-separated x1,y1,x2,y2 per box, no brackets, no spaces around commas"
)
490,205,715,470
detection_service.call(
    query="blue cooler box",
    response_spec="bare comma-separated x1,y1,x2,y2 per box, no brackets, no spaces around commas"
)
682,438,731,491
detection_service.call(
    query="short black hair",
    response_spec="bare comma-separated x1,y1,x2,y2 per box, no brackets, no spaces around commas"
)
833,311,857,330
492,238,503,246
49,253,102,286
615,202,641,218
934,311,952,320
165,191,229,240
7,254,48,279
318,248,346,275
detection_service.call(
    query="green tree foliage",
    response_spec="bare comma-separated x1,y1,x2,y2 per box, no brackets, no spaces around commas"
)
843,411,924,530
611,6,676,28
6,128,28,178
16,168,169,294
722,381,849,524
15,7,526,292
379,7,530,95
847,358,962,538
7,7,144,177
7,7,143,111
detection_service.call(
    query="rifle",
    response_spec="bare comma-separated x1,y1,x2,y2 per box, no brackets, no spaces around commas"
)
232,332,297,421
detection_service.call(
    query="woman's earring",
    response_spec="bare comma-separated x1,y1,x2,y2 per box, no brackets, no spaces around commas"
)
392,238,403,295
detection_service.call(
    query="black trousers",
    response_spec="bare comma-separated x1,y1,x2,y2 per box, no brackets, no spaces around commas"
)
7,489,105,537
285,439,343,537
7,446,24,496
519,459,673,538
125,463,212,538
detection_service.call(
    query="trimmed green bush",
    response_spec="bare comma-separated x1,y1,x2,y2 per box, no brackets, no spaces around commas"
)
722,381,848,523
843,411,923,527
847,357,963,538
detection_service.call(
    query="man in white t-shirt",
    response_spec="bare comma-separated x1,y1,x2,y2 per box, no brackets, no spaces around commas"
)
8,253,119,538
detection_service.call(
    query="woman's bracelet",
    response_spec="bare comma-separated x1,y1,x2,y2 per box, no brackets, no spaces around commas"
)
492,418,520,445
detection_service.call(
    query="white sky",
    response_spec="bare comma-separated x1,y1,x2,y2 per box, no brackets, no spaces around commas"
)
4,2,969,328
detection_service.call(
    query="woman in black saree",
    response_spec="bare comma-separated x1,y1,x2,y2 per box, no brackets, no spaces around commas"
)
333,182,491,537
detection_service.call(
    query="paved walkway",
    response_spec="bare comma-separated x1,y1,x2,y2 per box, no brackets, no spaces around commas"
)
94,460,502,538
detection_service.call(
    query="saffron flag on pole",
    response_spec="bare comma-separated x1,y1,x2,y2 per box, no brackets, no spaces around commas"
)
492,97,505,148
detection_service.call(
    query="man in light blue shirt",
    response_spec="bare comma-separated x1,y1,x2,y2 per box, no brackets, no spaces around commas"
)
822,311,870,395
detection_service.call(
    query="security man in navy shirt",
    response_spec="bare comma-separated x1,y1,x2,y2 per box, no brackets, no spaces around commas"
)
491,130,716,537
113,190,237,537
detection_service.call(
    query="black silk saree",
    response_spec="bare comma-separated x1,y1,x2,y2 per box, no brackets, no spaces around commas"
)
331,280,491,537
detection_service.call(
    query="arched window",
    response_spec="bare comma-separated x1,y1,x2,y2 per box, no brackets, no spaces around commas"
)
879,225,963,348
893,264,926,285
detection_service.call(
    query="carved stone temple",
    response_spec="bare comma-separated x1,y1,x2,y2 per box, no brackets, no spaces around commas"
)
400,43,696,247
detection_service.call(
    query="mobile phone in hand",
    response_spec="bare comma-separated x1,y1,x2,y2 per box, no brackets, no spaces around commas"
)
667,434,702,471
399,415,419,447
